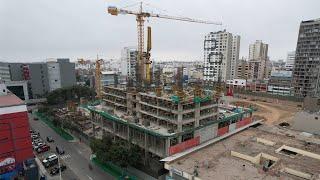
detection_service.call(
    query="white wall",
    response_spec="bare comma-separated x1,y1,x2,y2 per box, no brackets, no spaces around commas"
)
47,62,61,91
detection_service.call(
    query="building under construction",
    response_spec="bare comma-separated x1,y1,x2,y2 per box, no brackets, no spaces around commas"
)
84,84,254,158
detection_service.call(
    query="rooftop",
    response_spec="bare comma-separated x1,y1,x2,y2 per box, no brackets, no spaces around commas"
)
167,126,320,180
0,92,25,108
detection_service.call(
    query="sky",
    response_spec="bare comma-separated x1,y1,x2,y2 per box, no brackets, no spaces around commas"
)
0,0,319,62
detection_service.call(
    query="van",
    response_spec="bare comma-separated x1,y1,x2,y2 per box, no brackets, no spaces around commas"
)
42,154,58,168
56,146,65,155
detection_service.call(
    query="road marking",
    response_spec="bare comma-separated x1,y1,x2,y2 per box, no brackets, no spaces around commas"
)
87,175,93,180
60,154,71,160
77,150,82,154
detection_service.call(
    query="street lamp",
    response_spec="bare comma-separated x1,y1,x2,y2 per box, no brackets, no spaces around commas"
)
57,155,62,180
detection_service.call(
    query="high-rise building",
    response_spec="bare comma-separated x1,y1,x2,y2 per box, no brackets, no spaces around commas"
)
249,40,268,60
247,40,270,80
231,35,240,80
203,30,240,82
285,51,296,70
121,47,138,82
0,62,11,82
293,19,320,97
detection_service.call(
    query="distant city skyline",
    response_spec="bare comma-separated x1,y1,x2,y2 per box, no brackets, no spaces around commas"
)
0,0,319,62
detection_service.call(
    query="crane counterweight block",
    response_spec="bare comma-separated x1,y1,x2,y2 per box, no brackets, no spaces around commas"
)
108,6,119,15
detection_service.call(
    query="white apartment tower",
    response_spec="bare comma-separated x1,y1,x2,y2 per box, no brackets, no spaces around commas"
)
249,40,268,60
231,35,240,79
285,51,296,70
203,30,240,82
121,47,138,81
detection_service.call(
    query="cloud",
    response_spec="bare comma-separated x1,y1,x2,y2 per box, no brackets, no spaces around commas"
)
0,0,319,62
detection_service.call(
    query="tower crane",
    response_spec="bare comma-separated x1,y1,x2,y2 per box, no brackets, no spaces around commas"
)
107,3,221,88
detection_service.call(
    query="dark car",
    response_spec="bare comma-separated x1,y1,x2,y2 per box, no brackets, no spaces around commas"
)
56,146,65,155
50,167,60,175
50,165,67,175
40,175,46,180
60,165,67,172
34,117,39,121
46,136,54,143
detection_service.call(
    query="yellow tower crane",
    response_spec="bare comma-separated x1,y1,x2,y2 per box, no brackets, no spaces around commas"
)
107,3,221,88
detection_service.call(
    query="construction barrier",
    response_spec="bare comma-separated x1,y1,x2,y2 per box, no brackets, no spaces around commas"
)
229,123,237,132
217,126,229,136
169,136,200,155
236,117,252,129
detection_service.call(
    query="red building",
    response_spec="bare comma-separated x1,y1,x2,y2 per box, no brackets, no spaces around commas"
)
0,83,34,178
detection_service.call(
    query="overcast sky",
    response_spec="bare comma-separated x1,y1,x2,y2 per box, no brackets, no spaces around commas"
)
0,0,319,62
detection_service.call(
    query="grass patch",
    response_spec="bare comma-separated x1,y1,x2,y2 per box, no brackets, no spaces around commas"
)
34,112,74,141
92,157,137,180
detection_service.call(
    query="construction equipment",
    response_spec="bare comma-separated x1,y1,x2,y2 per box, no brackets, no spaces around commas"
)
77,58,85,65
107,3,221,88
95,57,104,99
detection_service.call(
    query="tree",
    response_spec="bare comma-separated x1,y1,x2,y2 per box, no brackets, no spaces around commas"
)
46,85,96,105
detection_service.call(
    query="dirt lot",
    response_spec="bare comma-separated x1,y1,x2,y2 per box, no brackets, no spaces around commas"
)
226,97,300,125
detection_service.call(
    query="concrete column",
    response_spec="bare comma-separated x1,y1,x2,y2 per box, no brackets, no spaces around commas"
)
136,94,142,124
177,103,183,132
144,133,148,165
165,138,171,156
23,82,29,101
112,121,116,140
195,102,200,127
127,125,130,140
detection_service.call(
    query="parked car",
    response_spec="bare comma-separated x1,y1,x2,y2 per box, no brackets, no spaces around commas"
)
34,117,39,121
55,146,65,155
33,142,44,150
31,134,39,140
33,138,43,144
46,136,54,143
36,144,50,153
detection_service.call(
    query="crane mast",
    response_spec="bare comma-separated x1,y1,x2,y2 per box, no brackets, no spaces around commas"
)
107,3,221,89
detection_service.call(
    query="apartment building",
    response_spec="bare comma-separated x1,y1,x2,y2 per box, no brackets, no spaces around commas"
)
285,51,296,70
248,40,271,80
203,30,240,82
121,47,138,82
293,18,320,97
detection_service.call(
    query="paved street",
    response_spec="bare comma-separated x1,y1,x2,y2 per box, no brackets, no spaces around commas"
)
28,113,114,180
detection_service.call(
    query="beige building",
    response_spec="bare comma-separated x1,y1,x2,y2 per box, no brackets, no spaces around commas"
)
236,58,251,79
247,40,271,80
249,40,268,60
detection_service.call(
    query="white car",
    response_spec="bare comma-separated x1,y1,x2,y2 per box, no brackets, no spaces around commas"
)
33,142,44,150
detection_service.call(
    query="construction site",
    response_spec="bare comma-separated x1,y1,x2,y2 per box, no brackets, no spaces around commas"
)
66,3,320,179
61,2,262,177
164,126,320,180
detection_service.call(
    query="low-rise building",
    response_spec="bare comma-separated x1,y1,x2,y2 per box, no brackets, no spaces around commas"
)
0,82,34,179
267,70,293,96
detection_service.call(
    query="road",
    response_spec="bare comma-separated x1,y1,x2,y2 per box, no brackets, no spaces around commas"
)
28,113,114,180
